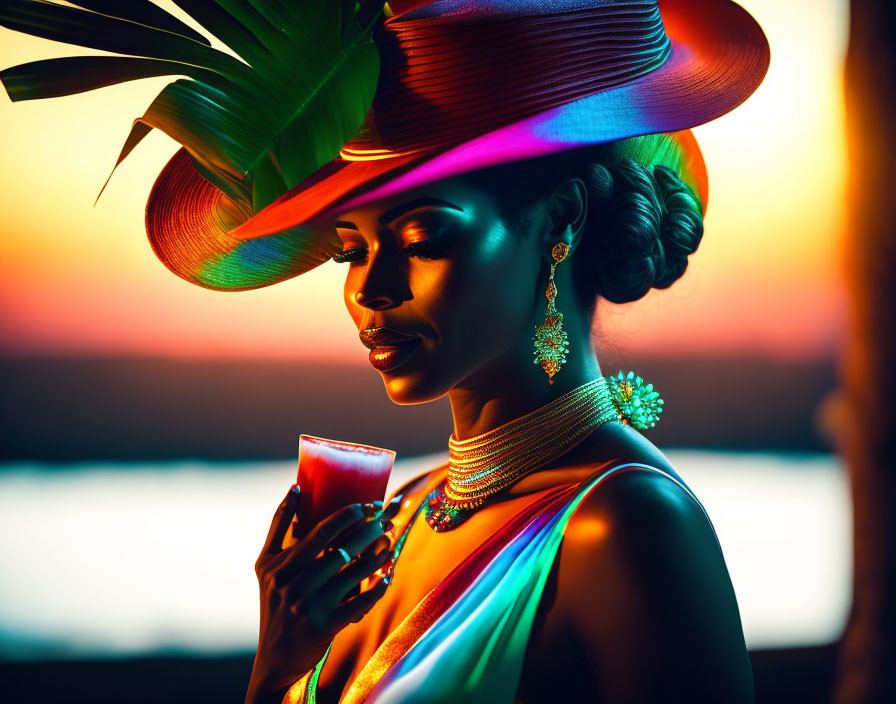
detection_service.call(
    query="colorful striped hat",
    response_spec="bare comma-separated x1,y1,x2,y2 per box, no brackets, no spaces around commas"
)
1,0,769,291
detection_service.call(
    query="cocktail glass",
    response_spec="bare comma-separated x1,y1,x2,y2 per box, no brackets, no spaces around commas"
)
292,434,395,543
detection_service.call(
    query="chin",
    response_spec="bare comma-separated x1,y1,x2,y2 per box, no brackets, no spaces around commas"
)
380,369,452,405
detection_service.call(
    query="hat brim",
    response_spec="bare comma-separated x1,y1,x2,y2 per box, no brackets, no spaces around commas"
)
146,0,769,291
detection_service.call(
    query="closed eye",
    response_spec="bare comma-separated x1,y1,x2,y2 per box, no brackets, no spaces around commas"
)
331,246,367,264
332,230,453,264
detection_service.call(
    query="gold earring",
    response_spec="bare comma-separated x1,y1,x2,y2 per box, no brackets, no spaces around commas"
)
533,241,570,385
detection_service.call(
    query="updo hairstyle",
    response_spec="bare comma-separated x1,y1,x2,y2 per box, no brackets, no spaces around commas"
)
462,133,705,307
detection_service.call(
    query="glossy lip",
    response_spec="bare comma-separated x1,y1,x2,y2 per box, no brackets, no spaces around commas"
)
360,327,423,372
367,339,422,372
359,326,420,350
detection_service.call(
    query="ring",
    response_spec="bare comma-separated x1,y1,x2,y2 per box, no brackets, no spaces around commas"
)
334,547,352,565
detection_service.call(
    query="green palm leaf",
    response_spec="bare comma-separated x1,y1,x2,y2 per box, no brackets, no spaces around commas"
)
0,2,246,77
0,0,386,215
2,56,229,100
64,1,212,45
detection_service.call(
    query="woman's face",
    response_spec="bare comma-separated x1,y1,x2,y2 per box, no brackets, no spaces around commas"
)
330,176,545,404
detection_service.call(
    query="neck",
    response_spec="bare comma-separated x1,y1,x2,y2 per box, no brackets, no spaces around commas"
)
448,311,601,441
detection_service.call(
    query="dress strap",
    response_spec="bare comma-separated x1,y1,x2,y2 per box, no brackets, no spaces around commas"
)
578,462,722,550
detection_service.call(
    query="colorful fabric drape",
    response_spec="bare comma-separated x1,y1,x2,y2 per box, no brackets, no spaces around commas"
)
285,462,715,703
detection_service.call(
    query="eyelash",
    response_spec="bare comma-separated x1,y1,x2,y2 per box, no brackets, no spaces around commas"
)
332,232,449,264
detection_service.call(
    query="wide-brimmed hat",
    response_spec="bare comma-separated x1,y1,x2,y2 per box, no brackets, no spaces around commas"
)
2,0,769,291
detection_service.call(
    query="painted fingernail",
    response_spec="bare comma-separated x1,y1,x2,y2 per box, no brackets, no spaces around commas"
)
380,496,402,520
382,575,392,587
290,484,301,496
361,502,380,518
380,519,394,533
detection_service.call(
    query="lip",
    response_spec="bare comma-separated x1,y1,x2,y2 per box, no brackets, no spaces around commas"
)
360,327,423,372
359,326,420,350
368,339,422,372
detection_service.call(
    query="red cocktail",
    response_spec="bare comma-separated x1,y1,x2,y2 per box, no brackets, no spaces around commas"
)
295,434,395,533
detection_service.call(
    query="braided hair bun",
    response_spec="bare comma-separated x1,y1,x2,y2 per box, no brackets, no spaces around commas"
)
462,133,705,306
577,158,704,304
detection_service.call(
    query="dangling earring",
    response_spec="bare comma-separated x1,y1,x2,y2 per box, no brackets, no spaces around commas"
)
533,241,570,385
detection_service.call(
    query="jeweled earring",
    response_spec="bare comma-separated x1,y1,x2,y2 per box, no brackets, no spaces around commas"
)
533,241,570,384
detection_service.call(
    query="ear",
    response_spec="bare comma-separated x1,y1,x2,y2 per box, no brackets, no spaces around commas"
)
544,177,587,255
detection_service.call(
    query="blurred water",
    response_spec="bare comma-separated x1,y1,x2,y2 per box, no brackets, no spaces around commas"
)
0,451,850,660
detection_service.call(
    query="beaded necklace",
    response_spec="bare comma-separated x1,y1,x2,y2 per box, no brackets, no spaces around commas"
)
424,375,633,532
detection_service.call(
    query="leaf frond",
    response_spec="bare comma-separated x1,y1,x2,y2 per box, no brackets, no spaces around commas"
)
1,0,387,212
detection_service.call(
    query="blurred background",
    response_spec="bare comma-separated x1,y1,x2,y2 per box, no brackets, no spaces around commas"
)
0,0,881,702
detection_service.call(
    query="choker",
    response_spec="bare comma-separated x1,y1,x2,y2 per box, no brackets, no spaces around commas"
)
424,372,663,532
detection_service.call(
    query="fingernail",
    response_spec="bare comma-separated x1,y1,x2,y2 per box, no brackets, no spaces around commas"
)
290,484,301,496
380,496,402,520
382,575,392,587
361,502,380,518
380,519,394,533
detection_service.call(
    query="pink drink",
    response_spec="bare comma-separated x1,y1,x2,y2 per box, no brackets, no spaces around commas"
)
296,434,395,531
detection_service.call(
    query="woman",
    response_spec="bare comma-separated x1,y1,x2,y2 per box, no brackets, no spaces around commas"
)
249,137,753,704
1,0,769,702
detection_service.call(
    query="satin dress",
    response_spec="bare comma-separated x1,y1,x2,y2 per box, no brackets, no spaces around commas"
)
284,461,717,704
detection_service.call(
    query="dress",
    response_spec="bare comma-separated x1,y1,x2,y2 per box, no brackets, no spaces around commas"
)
286,461,718,704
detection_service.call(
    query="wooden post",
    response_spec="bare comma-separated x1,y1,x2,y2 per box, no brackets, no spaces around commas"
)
835,1,896,702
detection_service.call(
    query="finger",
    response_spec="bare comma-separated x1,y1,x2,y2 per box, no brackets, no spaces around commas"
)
281,545,353,596
293,501,376,565
328,516,391,561
325,547,393,606
380,495,403,521
363,534,391,559
330,575,391,628
283,533,389,596
260,485,301,557
278,514,387,583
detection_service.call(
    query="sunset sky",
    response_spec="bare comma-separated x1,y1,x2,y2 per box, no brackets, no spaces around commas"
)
0,0,849,363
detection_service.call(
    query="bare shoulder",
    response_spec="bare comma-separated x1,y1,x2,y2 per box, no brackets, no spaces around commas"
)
560,466,724,608
568,465,712,551
553,464,754,703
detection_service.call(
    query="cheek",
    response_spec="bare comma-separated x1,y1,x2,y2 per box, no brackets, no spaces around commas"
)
416,226,538,351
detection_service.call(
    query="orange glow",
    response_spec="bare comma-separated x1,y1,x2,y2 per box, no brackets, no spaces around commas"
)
0,0,847,361
566,516,609,542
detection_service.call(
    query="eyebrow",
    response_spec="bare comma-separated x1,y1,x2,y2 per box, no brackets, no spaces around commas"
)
333,197,464,230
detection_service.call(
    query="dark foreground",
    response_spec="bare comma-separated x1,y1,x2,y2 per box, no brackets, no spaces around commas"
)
0,643,839,704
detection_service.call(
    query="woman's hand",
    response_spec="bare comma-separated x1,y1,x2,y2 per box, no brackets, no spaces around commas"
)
246,486,394,704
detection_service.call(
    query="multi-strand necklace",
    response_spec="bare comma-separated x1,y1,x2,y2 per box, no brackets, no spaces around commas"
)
424,376,622,532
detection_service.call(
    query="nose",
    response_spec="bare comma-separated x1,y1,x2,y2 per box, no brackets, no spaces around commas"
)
351,247,408,311
354,288,400,310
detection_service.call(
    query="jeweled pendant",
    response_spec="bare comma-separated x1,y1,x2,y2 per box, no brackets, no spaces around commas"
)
423,487,473,532
533,312,569,384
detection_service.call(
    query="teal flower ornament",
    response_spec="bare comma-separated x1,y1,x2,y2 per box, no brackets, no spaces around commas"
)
604,371,664,430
